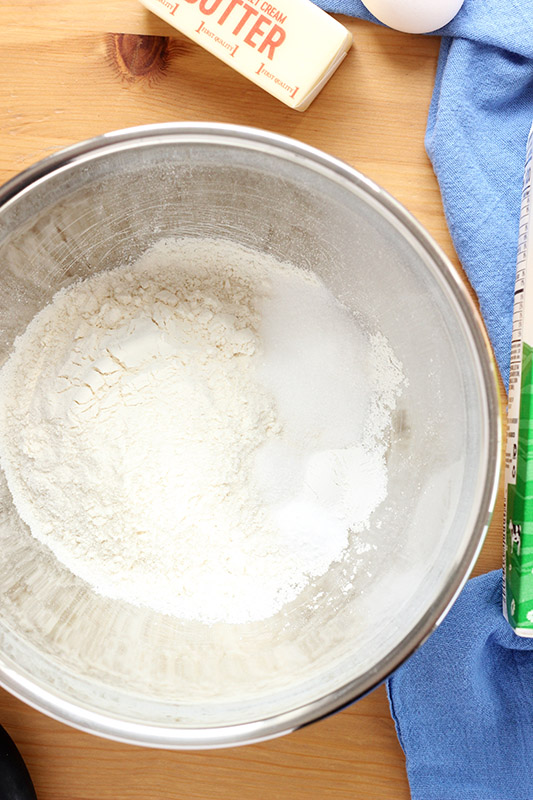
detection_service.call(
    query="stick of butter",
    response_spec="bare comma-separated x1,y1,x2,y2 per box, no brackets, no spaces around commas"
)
139,0,352,110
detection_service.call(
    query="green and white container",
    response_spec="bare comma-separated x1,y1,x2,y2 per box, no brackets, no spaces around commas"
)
504,122,533,635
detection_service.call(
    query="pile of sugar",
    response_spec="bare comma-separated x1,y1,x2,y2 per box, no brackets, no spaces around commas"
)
0,237,404,623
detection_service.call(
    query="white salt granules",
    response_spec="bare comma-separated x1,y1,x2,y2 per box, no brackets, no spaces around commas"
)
0,237,404,623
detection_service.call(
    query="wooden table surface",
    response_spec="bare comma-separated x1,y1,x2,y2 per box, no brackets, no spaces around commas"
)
0,3,506,798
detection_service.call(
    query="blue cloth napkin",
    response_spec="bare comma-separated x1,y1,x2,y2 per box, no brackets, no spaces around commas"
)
388,571,533,800
313,0,533,387
307,1,533,797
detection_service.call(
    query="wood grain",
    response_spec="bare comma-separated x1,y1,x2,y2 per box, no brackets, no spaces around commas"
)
0,2,505,798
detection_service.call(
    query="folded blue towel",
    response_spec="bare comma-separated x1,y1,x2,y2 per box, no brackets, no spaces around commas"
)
388,571,533,800
307,1,533,797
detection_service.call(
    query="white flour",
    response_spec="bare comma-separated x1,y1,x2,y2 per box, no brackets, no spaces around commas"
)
0,238,404,623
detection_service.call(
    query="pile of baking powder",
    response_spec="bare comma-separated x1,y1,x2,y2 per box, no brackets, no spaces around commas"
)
0,238,404,623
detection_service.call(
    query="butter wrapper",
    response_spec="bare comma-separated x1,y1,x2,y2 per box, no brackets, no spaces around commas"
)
139,0,352,110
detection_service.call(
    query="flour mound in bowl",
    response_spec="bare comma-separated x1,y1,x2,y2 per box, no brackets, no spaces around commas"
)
0,237,404,623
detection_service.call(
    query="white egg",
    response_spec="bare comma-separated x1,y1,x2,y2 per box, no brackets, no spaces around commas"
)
360,0,465,34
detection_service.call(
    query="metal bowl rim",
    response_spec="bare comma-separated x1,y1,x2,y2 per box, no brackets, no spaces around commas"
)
0,122,502,748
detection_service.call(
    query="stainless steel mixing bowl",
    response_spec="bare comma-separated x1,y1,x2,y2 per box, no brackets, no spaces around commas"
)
0,123,500,748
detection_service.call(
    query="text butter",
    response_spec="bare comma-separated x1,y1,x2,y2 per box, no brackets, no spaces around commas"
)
139,0,352,110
